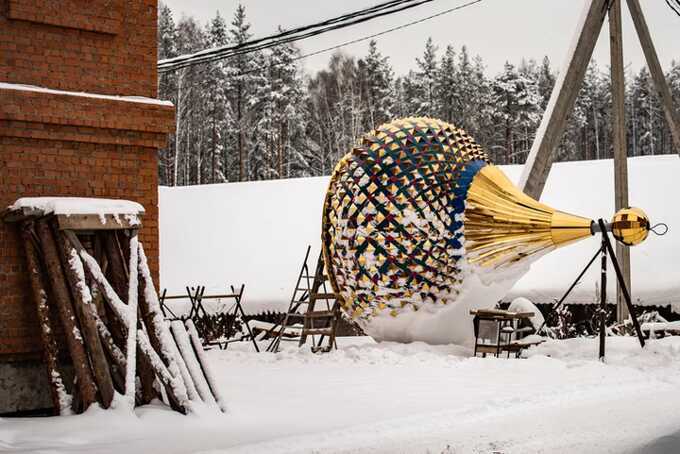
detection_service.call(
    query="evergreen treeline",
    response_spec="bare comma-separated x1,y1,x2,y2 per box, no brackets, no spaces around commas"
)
157,3,680,186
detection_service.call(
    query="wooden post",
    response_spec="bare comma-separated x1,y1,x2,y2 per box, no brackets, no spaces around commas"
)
102,231,129,302
96,316,127,393
57,228,115,408
609,0,631,322
137,277,160,404
137,329,188,414
35,219,98,409
186,320,227,412
519,0,609,199
136,242,189,412
20,222,69,414
626,0,680,152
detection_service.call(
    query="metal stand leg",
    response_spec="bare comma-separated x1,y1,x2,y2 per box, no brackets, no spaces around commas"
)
598,219,645,347
599,234,607,360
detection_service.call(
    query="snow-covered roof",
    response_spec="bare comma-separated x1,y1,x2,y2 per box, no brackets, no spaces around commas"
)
159,156,680,314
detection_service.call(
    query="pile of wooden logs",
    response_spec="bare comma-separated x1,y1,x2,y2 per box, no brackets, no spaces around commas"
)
3,202,225,415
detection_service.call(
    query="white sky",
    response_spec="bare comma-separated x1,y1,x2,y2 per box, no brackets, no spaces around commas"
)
162,0,680,76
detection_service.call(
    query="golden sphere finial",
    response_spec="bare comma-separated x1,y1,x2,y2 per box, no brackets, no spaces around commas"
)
611,207,650,246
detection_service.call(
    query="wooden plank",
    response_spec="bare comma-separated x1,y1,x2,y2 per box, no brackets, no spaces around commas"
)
519,0,609,199
185,320,228,412
35,219,98,410
302,328,333,336
136,329,188,414
626,0,680,152
303,310,336,318
310,293,337,300
58,228,115,408
56,213,143,231
609,0,631,322
170,321,213,405
20,222,69,414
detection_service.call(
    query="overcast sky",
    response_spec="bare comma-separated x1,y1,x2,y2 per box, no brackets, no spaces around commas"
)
162,0,679,76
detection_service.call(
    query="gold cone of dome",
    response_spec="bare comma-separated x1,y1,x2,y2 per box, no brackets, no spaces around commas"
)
464,165,593,269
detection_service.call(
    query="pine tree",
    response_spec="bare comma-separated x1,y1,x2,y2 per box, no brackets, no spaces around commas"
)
665,60,680,154
629,67,663,156
157,3,177,61
491,61,541,164
170,16,206,186
252,29,308,180
412,37,438,116
536,56,555,109
205,11,230,184
358,40,394,129
157,3,178,185
226,4,265,182
434,45,457,123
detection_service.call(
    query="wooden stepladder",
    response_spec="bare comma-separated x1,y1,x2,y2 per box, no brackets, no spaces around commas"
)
267,246,341,353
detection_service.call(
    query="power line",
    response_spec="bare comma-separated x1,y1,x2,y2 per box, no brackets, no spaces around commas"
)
241,0,483,77
666,0,680,17
159,0,482,85
159,0,413,70
158,0,439,73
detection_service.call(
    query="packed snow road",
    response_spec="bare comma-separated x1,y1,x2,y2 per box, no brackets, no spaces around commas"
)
1,336,679,454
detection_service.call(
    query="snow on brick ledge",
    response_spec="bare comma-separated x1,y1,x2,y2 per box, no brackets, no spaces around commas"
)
0,82,173,107
7,197,144,227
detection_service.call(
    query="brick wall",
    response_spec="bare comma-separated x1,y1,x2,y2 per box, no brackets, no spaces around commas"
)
0,0,158,97
0,0,173,375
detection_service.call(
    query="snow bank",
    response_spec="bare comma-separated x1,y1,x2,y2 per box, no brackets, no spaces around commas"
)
160,156,680,314
3,336,680,453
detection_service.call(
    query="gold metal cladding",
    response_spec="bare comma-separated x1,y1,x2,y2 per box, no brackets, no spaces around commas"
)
611,207,650,246
464,165,594,269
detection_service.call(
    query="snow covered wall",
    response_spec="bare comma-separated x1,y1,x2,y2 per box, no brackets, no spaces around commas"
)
159,156,680,314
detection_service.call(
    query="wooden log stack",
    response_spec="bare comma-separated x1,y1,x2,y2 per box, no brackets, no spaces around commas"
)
2,200,226,415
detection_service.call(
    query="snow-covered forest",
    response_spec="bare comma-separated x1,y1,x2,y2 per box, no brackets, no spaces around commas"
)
157,3,680,186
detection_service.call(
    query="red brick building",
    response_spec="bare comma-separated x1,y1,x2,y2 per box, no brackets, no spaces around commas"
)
0,0,173,412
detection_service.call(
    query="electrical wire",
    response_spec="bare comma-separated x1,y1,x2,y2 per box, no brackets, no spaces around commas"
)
158,0,438,72
159,0,482,85
665,0,680,17
239,0,483,77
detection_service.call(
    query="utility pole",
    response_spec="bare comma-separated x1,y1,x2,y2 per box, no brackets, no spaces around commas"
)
609,0,630,322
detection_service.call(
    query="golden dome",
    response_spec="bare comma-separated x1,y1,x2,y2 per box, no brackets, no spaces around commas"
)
611,207,650,246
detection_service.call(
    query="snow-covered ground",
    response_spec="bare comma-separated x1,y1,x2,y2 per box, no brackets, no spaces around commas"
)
2,336,680,453
159,156,680,314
